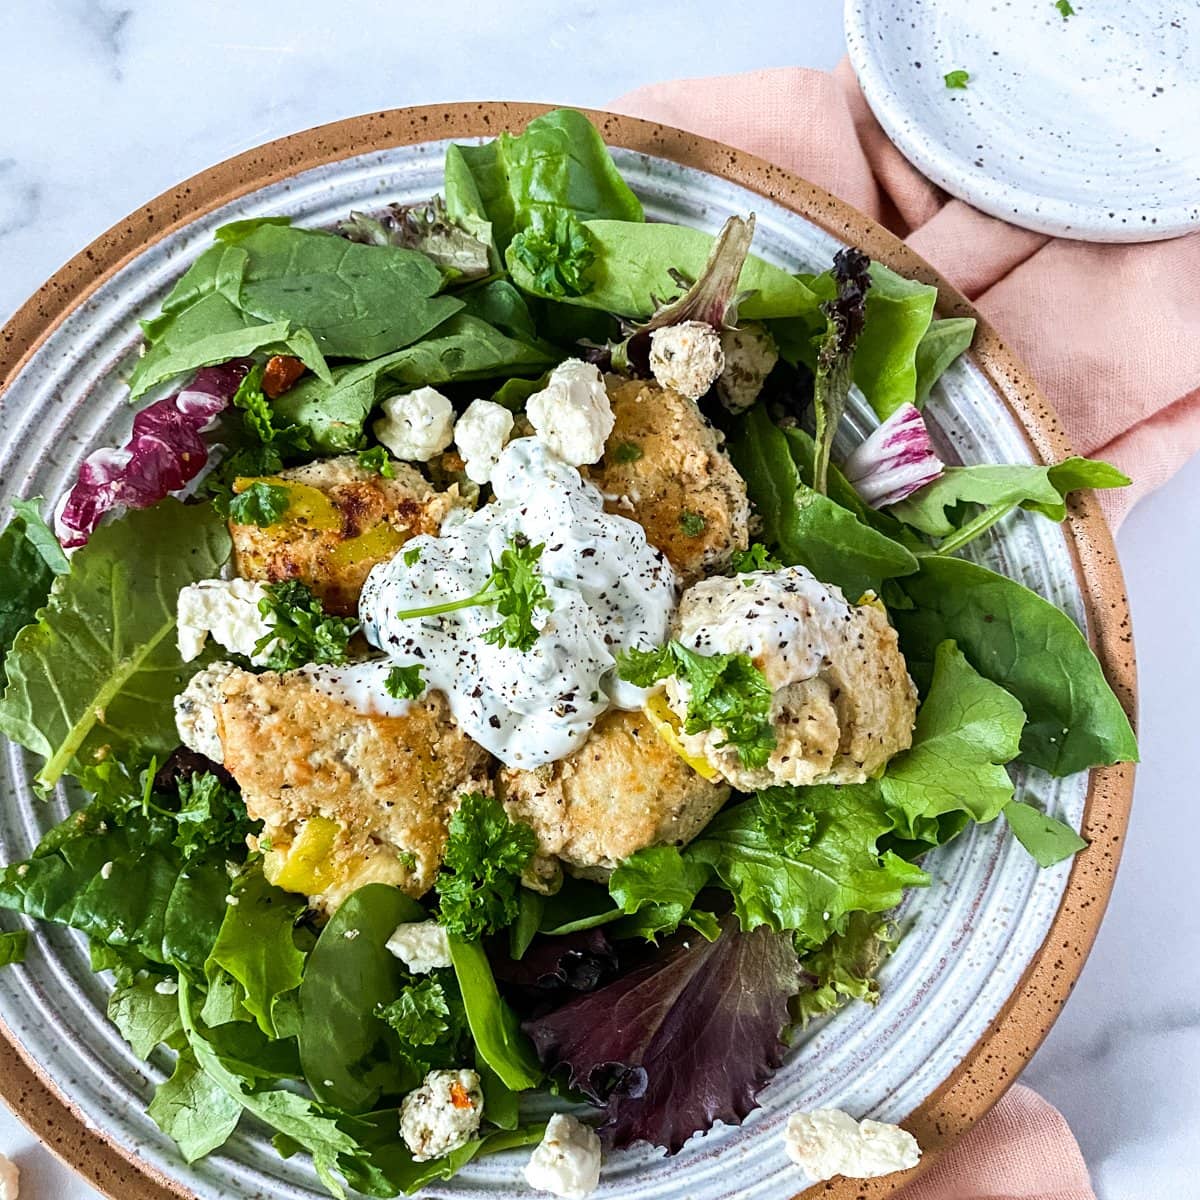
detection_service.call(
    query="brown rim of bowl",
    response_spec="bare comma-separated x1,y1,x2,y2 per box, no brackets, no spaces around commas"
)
0,103,1136,1200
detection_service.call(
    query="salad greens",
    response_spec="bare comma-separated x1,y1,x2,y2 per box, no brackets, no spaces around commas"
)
0,107,1136,1193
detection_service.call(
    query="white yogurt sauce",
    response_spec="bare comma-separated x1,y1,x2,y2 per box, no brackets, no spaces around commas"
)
296,659,415,718
360,437,677,768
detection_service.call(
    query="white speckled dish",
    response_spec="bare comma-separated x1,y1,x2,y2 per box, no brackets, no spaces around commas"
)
845,0,1200,241
0,106,1135,1200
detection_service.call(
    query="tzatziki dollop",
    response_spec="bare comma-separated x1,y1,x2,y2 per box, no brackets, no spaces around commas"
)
359,437,677,768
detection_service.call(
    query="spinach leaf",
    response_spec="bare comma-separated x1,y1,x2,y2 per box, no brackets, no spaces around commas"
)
728,404,918,597
161,853,234,972
274,315,558,451
299,883,426,1114
147,1048,244,1162
0,500,64,687
0,501,231,787
880,640,1026,840
891,457,1130,538
232,224,463,360
891,555,1138,775
447,934,542,1091
1003,800,1088,867
792,910,893,1027
0,930,28,967
446,108,643,253
510,218,818,321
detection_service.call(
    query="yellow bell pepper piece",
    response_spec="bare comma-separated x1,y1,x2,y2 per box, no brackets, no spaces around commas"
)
233,477,340,531
328,523,406,568
642,690,722,782
264,816,341,896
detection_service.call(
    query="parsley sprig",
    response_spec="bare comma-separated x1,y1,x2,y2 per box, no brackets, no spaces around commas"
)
394,532,552,652
618,641,776,768
255,580,358,671
384,663,426,700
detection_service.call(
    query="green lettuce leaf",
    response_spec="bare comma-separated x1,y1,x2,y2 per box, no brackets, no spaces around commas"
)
0,930,28,967
913,316,976,404
0,499,67,686
0,501,231,787
792,910,893,1027
892,555,1138,776
108,975,185,1059
1003,800,1088,867
881,640,1026,840
446,107,643,253
147,1048,244,1162
891,457,1131,537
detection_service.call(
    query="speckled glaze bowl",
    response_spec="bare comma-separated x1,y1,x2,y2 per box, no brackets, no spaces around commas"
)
0,105,1136,1200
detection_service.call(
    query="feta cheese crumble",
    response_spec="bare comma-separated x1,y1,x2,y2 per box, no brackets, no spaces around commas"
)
154,978,179,996
524,1113,602,1197
784,1109,920,1183
454,398,514,484
0,1152,18,1200
716,322,778,412
177,578,276,664
648,321,725,400
525,359,614,466
174,661,239,763
386,920,452,973
399,1068,483,1161
99,861,113,881
374,386,455,462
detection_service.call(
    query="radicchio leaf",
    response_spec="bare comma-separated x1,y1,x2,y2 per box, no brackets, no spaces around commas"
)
522,916,800,1153
56,361,251,548
812,247,871,496
842,402,944,508
491,928,620,1012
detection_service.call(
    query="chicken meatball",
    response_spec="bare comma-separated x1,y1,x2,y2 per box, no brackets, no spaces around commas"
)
229,454,468,615
585,378,750,585
213,667,490,911
665,567,917,791
497,708,730,882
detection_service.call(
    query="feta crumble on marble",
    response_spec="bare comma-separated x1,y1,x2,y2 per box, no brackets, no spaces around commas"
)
386,920,452,973
374,386,455,462
399,1068,483,1161
525,360,614,466
648,320,725,400
524,1113,602,1197
454,398,515,484
177,578,276,665
784,1109,920,1183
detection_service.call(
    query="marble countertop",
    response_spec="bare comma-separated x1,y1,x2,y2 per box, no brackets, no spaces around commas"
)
0,3,1195,1198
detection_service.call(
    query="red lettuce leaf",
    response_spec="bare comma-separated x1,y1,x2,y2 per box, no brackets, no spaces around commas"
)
522,916,800,1153
57,361,251,547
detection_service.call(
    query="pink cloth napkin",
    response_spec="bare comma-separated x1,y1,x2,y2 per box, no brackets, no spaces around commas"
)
614,62,1200,528
609,65,1143,1198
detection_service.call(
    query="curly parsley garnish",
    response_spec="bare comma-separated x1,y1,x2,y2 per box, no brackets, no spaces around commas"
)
255,580,358,671
944,69,970,90
618,641,776,768
384,663,426,700
731,542,782,573
376,977,453,1046
357,445,396,477
434,792,537,940
403,545,422,566
228,481,291,527
393,532,552,652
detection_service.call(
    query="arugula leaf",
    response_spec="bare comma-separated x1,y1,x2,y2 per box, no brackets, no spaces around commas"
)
173,771,256,861
731,542,783,573
148,1048,244,1162
508,210,595,298
446,107,644,254
273,314,557,452
255,580,357,671
299,883,428,1113
0,501,231,787
728,404,918,597
892,555,1138,775
880,640,1026,840
377,977,453,1046
0,502,63,687
617,640,776,768
0,930,28,967
394,533,552,653
1004,800,1088,866
945,69,970,89
792,910,893,1027
812,248,871,495
206,867,306,1039
383,664,425,700
435,793,537,941
447,933,542,1090
108,975,184,1059
228,480,291,528
356,446,395,477
890,457,1131,539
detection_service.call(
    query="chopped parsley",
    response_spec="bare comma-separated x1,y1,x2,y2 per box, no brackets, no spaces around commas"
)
403,545,422,566
617,641,776,768
1054,0,1075,15
227,481,291,527
731,542,783,573
384,663,426,700
357,445,395,477
679,510,707,537
434,792,537,940
255,580,358,671
612,441,644,464
173,772,256,862
376,977,453,1046
944,70,970,90
231,363,311,453
393,532,551,652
